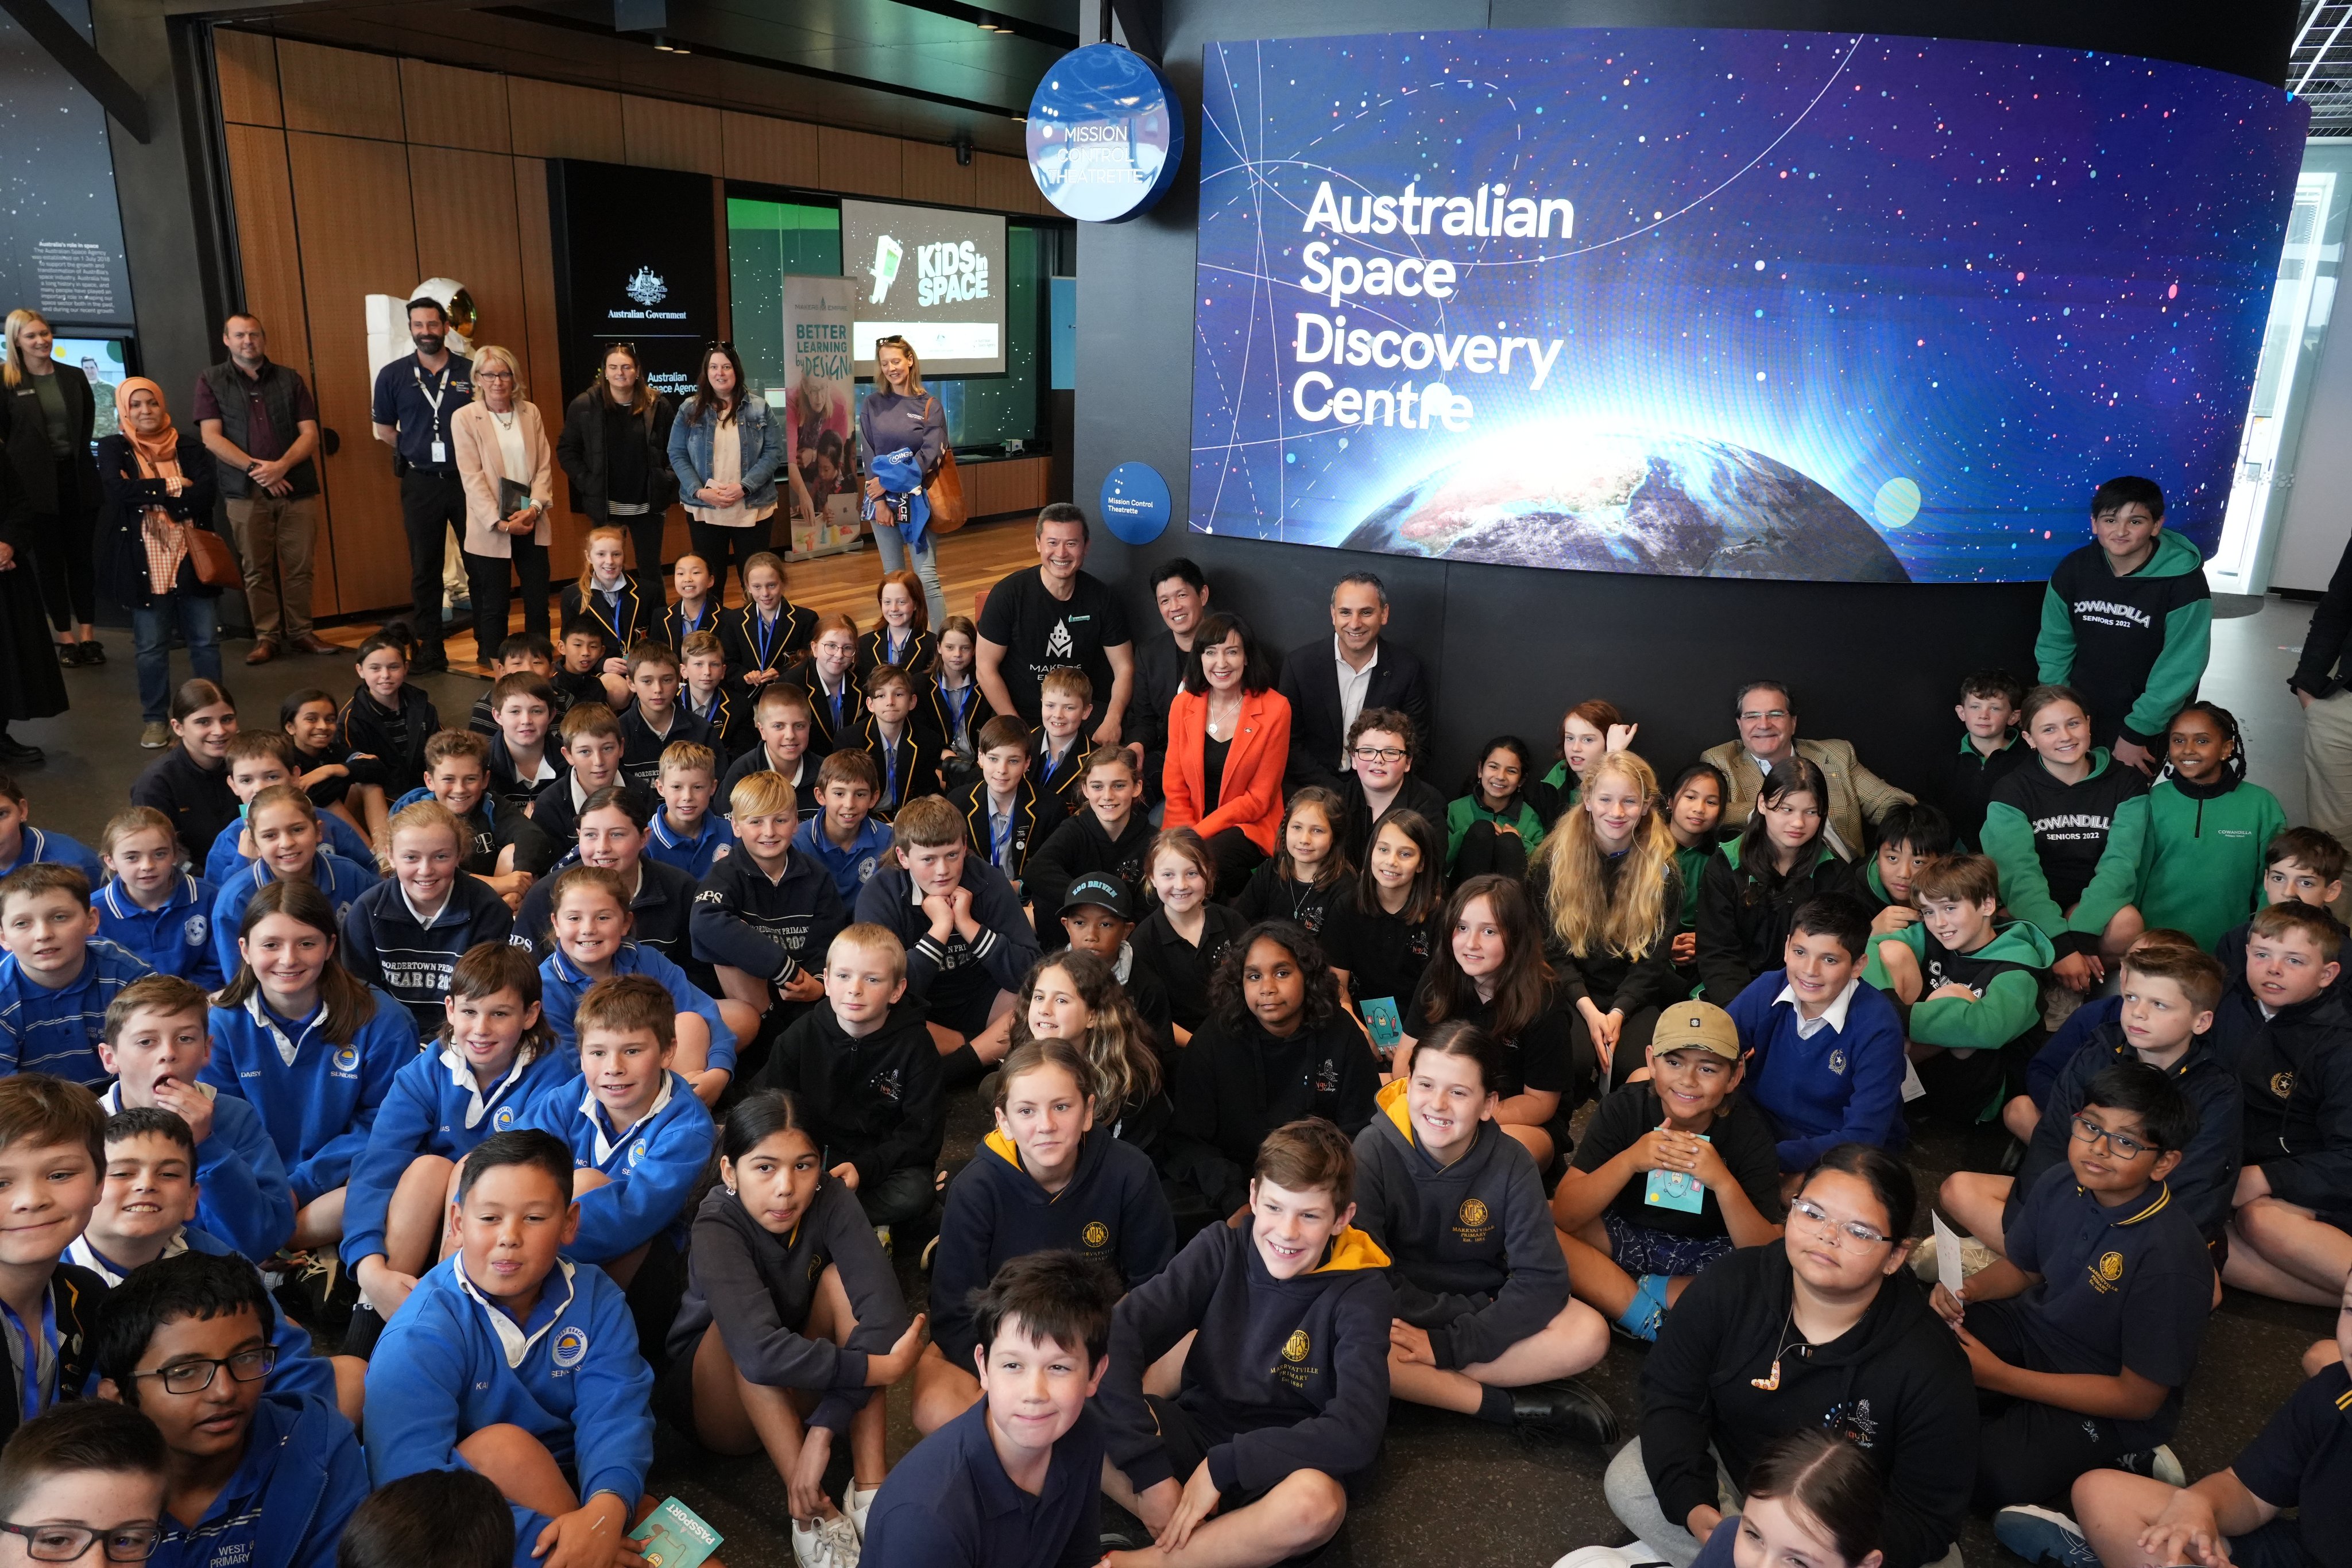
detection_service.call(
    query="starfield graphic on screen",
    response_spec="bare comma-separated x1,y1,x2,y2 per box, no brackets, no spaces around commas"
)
1187,29,2309,583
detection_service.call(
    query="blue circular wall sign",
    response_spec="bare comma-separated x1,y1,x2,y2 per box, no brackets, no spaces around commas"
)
1027,44,1185,223
1100,462,1172,543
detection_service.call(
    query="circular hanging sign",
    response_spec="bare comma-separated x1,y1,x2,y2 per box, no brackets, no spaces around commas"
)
1027,43,1185,223
1100,461,1172,543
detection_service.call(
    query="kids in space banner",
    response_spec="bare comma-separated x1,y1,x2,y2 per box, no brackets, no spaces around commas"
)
781,275,862,556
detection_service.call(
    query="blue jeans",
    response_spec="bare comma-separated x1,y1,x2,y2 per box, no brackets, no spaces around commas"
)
872,521,949,628
132,593,222,722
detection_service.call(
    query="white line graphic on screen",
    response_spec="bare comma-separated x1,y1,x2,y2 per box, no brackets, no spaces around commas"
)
1190,32,1868,522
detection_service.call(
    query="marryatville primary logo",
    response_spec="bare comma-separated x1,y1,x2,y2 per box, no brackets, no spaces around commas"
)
626,268,668,307
1282,1329,1310,1362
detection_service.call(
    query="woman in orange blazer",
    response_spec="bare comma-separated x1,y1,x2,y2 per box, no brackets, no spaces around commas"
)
450,342,554,649
1163,610,1291,899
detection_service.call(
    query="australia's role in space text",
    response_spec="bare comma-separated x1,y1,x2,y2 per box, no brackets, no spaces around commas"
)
1289,179,1574,432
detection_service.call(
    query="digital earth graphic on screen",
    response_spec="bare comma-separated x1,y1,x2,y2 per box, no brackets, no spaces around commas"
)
1340,429,1910,581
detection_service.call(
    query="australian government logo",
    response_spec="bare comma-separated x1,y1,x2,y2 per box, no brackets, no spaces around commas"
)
626,267,667,306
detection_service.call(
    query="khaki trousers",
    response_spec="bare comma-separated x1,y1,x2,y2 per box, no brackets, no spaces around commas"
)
225,492,318,641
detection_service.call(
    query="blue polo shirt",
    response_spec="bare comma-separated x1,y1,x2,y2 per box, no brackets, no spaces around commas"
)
646,810,735,881
794,816,895,907
2231,1361,2352,1564
1998,1163,2212,1447
369,351,473,474
860,1397,1105,1568
0,939,153,1085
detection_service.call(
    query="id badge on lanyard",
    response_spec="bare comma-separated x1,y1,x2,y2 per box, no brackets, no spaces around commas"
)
415,362,454,465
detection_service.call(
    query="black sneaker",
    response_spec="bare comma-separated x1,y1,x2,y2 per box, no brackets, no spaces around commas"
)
1508,1379,1620,1444
412,649,450,675
77,640,105,666
0,737,45,766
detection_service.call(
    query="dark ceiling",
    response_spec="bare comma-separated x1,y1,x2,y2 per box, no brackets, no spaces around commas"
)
176,0,1092,155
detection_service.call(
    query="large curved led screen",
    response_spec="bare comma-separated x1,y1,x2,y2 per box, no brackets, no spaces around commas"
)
1187,30,2309,583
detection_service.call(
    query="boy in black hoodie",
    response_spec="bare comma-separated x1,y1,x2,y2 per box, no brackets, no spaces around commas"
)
2216,901,2352,1306
1940,669,2029,851
690,769,849,1059
2035,475,2213,775
1097,1118,1392,1568
1935,1063,2212,1511
754,924,943,1237
853,795,1042,1086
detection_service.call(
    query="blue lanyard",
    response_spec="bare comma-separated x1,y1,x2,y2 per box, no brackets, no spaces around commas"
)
752,610,777,671
991,810,1014,867
590,585,626,645
827,682,844,731
940,680,973,741
1041,746,1062,787
680,602,706,636
880,736,900,804
0,1290,58,1423
886,629,908,665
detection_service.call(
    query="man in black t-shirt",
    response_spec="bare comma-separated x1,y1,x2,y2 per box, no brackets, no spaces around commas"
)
1132,557,1210,799
976,503,1135,741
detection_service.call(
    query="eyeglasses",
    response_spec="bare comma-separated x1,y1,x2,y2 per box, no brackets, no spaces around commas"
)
1739,709,1792,724
2070,1114,2152,1162
0,1523,161,1562
1352,746,1409,764
129,1345,275,1395
475,369,514,382
1789,1197,1892,1249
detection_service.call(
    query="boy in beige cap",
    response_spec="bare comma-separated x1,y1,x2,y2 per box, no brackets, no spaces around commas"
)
1550,1000,1788,1340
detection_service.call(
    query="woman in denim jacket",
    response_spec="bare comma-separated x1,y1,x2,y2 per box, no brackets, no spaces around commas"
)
667,342,782,601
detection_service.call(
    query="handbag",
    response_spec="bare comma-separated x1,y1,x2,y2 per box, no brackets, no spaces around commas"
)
925,397,966,533
184,525,239,589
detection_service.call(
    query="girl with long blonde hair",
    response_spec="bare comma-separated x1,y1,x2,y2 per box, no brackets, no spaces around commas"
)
1529,749,1684,1087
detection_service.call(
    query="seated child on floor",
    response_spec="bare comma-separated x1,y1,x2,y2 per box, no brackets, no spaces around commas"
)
1931,1062,2211,1512
1096,1118,1393,1568
1863,853,2054,1121
1943,942,2237,1258
914,1040,1173,1435
661,1090,922,1560
1354,1020,1616,1438
1553,1001,1785,1343
363,1130,656,1563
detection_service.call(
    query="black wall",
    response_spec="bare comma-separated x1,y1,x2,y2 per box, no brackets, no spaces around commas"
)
1071,0,2296,800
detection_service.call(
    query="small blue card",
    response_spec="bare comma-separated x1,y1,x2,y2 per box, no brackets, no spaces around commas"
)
1644,1132,1711,1213
1361,997,1403,1055
632,1497,722,1568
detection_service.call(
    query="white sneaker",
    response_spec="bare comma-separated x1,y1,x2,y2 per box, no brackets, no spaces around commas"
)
847,1484,880,1540
816,1513,863,1566
790,1519,826,1568
1554,1544,1672,1568
2151,1444,2186,1486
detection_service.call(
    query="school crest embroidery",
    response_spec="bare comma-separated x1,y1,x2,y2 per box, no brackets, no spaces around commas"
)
2089,1250,2126,1294
1827,1050,1848,1075
1281,1329,1310,1363
1312,1057,1339,1094
872,1067,904,1105
1459,1198,1490,1229
492,1106,517,1132
1082,1221,1110,1249
183,915,207,946
551,1326,589,1369
629,1139,648,1167
332,1046,361,1074
2272,1070,2296,1101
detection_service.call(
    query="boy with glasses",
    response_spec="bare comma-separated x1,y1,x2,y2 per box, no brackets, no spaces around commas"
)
1338,708,1443,866
0,1401,167,1568
1931,1062,2211,1511
91,1252,365,1568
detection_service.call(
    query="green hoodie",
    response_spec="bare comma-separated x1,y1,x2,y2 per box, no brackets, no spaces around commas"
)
2133,776,2287,951
1863,916,2055,1051
2034,528,2213,748
1979,747,2149,957
1445,793,1546,869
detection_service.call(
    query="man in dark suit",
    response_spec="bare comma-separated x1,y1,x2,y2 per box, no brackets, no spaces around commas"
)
1130,557,1210,803
1275,571,1433,793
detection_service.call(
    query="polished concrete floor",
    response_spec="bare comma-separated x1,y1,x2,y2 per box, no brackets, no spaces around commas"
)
23,590,2337,1568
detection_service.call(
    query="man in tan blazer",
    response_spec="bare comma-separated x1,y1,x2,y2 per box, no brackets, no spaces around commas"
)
1698,679,1915,858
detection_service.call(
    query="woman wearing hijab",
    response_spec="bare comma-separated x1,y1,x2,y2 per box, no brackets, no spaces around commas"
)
98,378,221,748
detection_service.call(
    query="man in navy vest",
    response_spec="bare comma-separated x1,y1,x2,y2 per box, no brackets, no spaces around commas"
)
195,313,331,664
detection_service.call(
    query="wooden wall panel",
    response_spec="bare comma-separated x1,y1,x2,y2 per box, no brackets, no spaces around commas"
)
974,150,1049,215
400,60,509,153
623,96,724,175
409,146,527,386
220,125,310,373
277,41,403,141
902,141,976,208
285,132,420,615
969,456,1049,518
818,127,901,197
506,78,624,162
213,30,279,128
722,111,818,189
512,157,585,559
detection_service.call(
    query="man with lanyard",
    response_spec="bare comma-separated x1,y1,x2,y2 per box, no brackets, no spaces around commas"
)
975,502,1136,742
371,297,474,673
